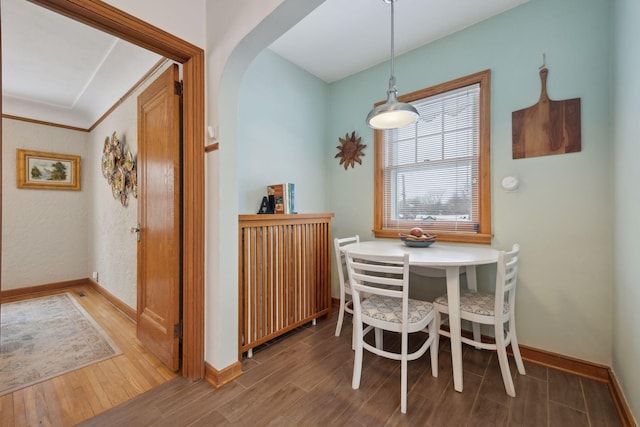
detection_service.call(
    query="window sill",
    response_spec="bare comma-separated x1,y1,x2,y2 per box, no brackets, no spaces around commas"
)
372,229,492,245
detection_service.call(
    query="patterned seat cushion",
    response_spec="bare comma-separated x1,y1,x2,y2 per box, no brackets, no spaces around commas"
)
434,289,509,316
360,295,434,324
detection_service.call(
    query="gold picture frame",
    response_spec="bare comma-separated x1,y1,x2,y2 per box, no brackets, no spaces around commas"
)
16,149,81,191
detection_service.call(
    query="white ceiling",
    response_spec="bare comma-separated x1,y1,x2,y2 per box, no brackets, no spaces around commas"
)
1,0,162,129
1,0,528,129
269,0,529,83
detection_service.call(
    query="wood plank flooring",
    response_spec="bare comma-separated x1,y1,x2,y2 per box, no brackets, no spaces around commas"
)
0,286,178,427
79,314,623,426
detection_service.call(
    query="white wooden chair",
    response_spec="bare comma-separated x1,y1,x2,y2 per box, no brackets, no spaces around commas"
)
433,244,525,397
346,250,438,414
334,235,359,337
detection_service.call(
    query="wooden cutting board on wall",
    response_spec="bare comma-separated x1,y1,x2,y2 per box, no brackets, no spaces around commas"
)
512,68,581,159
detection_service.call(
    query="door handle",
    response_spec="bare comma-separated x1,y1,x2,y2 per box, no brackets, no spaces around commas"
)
131,224,141,242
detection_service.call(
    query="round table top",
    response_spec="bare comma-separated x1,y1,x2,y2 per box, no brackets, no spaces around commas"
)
341,240,499,267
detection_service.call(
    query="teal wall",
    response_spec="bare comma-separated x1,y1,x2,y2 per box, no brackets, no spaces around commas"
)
237,0,616,367
613,0,640,419
237,49,328,214
325,0,613,365
234,0,639,416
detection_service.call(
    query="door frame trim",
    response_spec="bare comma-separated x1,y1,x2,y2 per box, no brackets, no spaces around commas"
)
26,0,205,379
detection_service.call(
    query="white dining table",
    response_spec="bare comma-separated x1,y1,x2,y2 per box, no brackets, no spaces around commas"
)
341,239,499,393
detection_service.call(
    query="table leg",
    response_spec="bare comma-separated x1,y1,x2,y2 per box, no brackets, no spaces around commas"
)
446,266,463,392
465,266,482,347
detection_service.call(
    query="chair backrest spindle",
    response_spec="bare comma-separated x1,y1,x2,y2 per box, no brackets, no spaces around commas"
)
334,235,360,293
333,235,360,337
494,244,520,324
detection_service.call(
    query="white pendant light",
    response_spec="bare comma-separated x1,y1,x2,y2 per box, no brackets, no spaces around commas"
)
366,0,418,130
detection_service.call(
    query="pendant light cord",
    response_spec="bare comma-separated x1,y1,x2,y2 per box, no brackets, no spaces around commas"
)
388,0,396,92
366,0,419,128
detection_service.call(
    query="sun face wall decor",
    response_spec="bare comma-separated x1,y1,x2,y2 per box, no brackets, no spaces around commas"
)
335,131,366,170
101,132,137,206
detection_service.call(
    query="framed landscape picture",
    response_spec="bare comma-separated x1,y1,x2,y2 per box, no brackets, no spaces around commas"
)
16,149,81,191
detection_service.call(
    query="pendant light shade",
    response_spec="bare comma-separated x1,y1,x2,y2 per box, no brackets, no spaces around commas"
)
366,84,418,129
366,0,418,130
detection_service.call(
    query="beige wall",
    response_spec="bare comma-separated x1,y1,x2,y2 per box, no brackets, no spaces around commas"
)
1,61,175,310
1,119,88,289
84,61,176,309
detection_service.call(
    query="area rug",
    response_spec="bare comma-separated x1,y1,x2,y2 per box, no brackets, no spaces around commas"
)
0,292,122,396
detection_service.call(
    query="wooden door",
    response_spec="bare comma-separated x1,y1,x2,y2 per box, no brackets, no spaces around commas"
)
137,64,182,371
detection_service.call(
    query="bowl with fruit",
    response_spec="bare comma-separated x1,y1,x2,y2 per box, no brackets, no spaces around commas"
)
399,228,437,248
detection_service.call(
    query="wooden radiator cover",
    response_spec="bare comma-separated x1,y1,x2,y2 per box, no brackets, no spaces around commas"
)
238,213,334,357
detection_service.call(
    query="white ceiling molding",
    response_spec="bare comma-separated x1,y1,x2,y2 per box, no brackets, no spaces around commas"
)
1,0,161,129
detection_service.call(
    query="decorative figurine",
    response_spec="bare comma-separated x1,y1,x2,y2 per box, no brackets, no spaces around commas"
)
258,196,271,214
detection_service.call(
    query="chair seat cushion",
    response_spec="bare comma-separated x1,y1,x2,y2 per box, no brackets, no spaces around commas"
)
361,295,433,324
434,289,509,316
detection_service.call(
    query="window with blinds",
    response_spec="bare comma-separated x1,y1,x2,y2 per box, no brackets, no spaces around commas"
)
373,70,492,243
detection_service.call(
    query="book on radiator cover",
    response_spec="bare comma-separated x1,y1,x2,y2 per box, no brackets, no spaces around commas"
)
267,183,295,214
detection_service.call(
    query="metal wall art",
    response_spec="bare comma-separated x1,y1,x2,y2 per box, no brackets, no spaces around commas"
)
335,131,366,170
101,132,137,206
